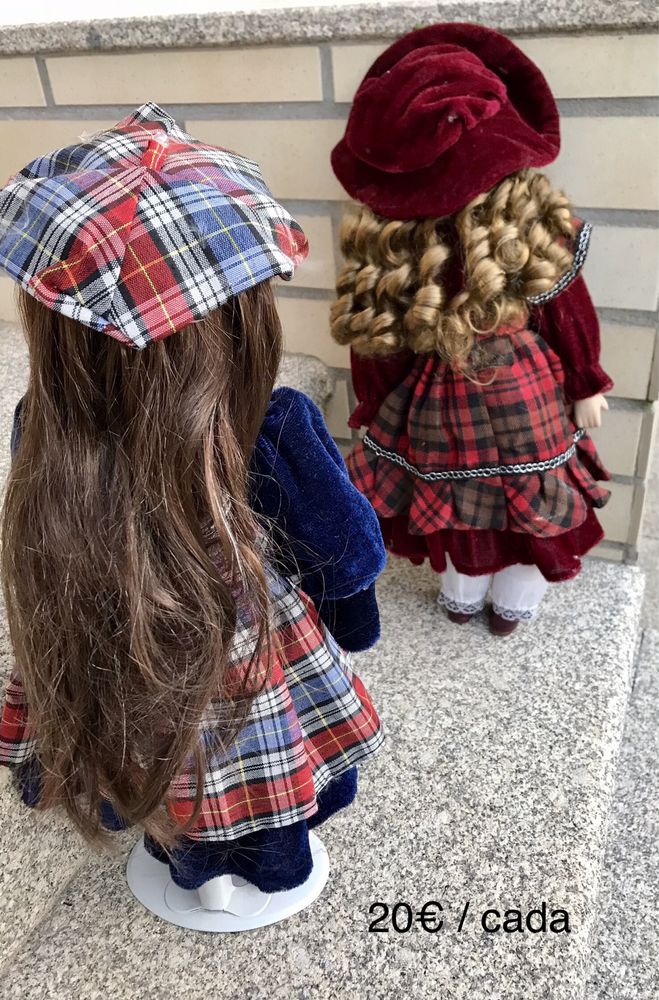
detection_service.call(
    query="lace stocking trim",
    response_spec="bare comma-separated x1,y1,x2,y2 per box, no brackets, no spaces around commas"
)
438,593,486,615
491,602,539,622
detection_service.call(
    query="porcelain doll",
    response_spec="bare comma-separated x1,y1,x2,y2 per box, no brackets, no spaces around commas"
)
330,23,612,635
0,104,385,929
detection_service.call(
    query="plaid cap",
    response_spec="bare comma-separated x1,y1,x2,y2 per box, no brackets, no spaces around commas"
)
0,102,308,348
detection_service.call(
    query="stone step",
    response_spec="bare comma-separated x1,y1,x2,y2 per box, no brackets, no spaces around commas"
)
276,349,336,411
0,772,91,973
0,558,644,1000
585,627,659,999
0,323,28,486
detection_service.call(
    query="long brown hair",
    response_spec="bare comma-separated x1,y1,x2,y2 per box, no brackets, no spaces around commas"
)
331,169,575,369
2,282,282,844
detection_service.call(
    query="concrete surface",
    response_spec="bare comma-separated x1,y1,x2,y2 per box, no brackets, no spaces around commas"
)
586,628,659,999
276,350,336,410
0,558,644,1000
1,1,656,54
0,321,654,998
639,423,659,630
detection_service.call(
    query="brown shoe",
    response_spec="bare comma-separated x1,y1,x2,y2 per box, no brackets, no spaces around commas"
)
488,607,519,636
447,610,475,625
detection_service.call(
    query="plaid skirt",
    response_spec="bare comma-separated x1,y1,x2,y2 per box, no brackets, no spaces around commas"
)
348,328,610,541
0,571,383,842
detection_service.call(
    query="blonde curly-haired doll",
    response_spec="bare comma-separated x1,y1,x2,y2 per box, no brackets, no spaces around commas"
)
330,24,612,635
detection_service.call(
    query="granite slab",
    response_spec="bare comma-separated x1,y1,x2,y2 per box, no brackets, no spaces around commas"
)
0,557,644,1000
0,774,91,972
639,536,659,630
1,1,657,56
585,627,659,999
276,349,335,410
0,325,91,966
0,323,27,490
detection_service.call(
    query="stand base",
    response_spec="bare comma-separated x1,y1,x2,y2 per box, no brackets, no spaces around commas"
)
126,833,330,932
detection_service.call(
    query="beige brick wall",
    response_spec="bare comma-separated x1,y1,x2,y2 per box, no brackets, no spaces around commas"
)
0,119,116,191
0,57,46,107
330,35,659,102
0,31,657,561
46,47,324,105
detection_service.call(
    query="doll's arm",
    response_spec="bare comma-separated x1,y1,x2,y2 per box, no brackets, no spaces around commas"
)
530,220,613,403
349,347,416,428
533,275,613,401
250,387,386,650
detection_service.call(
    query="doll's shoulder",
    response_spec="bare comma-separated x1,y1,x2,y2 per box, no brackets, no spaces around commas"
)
255,385,343,481
261,386,332,448
526,218,592,308
264,385,321,423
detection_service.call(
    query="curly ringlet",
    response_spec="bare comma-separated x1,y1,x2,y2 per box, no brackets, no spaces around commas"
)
331,170,575,369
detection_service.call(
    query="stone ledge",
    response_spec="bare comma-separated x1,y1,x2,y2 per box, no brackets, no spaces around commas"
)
0,1,657,57
1,558,645,999
585,627,659,1000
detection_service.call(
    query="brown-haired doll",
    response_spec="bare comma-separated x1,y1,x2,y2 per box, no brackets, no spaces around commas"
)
331,24,612,636
0,105,385,928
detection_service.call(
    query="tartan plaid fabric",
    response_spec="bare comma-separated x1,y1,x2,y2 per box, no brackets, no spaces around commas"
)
0,570,383,841
0,103,308,348
348,327,610,539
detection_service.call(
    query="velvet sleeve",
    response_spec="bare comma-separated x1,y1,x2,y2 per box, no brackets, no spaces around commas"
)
250,387,386,650
533,276,613,401
349,347,416,428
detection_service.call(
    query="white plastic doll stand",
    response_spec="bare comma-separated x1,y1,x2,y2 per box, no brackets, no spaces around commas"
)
126,832,330,932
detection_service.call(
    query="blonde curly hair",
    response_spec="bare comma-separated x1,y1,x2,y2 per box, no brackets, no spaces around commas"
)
331,169,575,369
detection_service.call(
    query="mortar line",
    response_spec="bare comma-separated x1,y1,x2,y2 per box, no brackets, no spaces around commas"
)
628,481,648,549
1,95,657,121
597,308,658,328
0,102,348,121
33,56,55,108
590,539,628,552
318,43,336,103
634,405,658,479
277,286,334,301
649,327,659,400
575,208,659,228
557,96,659,116
281,199,340,217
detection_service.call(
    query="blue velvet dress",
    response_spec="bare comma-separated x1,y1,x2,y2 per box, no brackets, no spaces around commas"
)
8,387,386,891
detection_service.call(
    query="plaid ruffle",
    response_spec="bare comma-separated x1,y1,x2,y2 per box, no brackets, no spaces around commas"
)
0,103,308,348
348,327,610,539
0,572,383,841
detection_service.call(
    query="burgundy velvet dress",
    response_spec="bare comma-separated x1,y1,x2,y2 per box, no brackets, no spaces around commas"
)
347,223,613,583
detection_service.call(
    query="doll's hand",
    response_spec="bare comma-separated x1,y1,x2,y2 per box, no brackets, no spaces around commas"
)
574,394,609,429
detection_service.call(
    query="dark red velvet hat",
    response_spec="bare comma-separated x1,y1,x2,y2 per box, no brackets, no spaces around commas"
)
331,23,561,219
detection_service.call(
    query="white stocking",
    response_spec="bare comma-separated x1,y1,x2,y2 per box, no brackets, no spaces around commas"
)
439,555,492,615
491,563,549,621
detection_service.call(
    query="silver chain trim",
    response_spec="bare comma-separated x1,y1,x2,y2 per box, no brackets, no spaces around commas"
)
363,429,586,483
526,222,592,306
